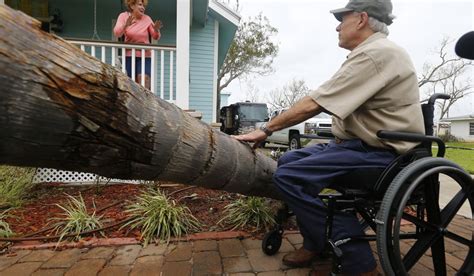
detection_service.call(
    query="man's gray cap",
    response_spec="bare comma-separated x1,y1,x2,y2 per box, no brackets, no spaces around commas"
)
455,31,474,60
330,0,395,25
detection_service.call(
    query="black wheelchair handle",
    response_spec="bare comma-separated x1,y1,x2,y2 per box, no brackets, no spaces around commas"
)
377,130,445,157
428,93,450,105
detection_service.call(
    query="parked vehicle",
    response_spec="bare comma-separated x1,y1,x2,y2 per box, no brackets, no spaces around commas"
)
220,102,268,135
258,108,332,150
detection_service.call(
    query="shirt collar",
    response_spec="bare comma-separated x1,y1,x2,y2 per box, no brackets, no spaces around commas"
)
347,32,388,59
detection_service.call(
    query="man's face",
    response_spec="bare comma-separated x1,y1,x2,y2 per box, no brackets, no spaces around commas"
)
336,12,362,50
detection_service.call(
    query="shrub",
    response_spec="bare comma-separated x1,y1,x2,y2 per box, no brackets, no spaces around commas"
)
0,210,14,238
52,193,103,243
219,196,275,232
122,188,201,246
0,166,37,207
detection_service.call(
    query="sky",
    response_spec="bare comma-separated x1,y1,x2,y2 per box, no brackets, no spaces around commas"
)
226,0,474,117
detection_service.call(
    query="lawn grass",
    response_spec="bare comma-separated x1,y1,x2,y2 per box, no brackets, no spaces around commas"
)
444,142,474,174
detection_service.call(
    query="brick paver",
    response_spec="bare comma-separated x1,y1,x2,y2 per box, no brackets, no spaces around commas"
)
285,233,304,245
31,268,67,276
0,215,469,275
161,260,192,276
241,238,261,250
193,251,222,275
0,250,31,271
247,249,285,272
98,265,131,276
129,256,164,276
1,261,42,276
80,247,115,260
41,248,83,269
109,245,141,266
19,250,55,263
222,256,252,273
65,258,106,276
194,240,218,252
165,243,192,261
138,243,167,256
219,239,245,257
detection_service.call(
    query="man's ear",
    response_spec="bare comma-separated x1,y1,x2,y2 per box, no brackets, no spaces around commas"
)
357,12,369,30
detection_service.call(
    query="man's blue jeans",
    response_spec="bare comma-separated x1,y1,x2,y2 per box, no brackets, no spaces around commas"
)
273,139,396,274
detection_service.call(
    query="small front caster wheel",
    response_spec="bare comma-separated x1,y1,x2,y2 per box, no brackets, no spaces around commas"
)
262,228,283,255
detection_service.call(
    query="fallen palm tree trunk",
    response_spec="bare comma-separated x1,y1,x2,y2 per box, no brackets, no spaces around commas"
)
0,6,279,199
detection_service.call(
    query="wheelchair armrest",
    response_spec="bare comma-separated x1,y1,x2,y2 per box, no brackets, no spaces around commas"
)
377,130,445,157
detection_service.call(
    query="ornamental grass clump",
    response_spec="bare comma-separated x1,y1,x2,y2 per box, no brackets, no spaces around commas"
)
52,193,103,243
0,165,37,207
122,188,201,246
219,196,275,232
0,210,14,238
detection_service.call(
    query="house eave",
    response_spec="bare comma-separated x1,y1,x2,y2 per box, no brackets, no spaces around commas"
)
209,0,240,26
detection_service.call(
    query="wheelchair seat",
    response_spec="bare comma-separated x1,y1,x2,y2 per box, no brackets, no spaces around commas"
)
330,147,431,198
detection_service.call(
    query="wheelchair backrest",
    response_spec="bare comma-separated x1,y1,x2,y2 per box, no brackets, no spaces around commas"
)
373,93,450,196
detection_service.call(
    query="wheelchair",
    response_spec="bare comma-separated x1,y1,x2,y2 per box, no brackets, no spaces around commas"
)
261,93,474,275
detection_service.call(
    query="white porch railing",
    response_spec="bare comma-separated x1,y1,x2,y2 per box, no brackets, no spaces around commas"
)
68,39,176,102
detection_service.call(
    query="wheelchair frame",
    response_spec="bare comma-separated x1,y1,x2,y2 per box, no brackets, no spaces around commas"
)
261,94,474,276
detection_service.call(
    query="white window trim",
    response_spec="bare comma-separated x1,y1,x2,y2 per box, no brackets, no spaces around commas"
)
212,20,219,122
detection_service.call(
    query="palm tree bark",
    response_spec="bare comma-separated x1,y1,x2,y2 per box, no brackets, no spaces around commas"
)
0,6,280,199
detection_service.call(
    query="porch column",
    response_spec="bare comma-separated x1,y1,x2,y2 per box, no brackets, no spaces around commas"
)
176,0,190,109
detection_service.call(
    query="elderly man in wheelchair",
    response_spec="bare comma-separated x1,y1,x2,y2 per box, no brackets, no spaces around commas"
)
234,0,474,275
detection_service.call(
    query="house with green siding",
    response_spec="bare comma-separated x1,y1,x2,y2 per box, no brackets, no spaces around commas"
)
4,0,240,123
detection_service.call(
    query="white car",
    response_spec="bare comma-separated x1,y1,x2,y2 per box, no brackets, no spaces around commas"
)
260,108,332,150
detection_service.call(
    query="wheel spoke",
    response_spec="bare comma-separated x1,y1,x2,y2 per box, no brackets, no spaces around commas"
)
440,190,468,227
430,237,447,276
402,213,437,232
444,230,473,247
403,231,439,270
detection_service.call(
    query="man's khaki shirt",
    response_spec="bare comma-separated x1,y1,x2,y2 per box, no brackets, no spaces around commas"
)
310,32,424,154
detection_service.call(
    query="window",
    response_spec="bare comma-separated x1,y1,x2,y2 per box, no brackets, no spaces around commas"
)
470,122,474,135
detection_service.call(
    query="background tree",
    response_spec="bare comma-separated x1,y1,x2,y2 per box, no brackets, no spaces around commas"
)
266,78,309,110
243,80,263,103
217,14,279,117
418,37,473,120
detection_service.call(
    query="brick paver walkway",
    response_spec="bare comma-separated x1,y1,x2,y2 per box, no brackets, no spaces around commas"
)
0,215,470,275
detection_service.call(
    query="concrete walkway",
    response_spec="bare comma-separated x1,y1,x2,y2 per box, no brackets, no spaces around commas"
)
439,174,473,218
0,214,471,276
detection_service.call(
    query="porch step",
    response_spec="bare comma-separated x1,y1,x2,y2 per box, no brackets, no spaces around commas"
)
184,109,203,120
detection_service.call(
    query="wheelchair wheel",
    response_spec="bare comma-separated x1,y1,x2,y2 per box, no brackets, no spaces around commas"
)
262,228,283,255
377,158,473,276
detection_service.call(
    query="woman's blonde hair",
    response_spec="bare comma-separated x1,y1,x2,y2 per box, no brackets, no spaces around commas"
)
125,0,148,10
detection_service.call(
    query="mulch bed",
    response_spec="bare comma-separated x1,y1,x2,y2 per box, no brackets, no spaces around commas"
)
3,182,296,243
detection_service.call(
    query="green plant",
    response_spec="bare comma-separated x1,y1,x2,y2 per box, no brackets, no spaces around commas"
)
122,188,201,246
0,210,14,238
0,165,37,207
51,193,103,243
219,196,275,232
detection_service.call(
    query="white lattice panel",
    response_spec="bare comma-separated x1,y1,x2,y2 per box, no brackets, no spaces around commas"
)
33,168,142,185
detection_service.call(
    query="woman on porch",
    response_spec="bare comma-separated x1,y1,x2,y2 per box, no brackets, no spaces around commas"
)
113,0,163,90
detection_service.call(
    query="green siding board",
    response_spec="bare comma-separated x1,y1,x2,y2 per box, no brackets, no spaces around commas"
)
189,16,216,123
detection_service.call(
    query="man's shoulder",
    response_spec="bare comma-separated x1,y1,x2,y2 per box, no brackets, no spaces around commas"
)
362,35,411,63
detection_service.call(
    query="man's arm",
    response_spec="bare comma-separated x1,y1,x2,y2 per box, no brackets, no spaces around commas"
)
233,96,322,146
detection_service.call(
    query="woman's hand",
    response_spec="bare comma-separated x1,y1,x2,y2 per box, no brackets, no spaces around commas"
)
125,14,134,28
153,20,163,31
